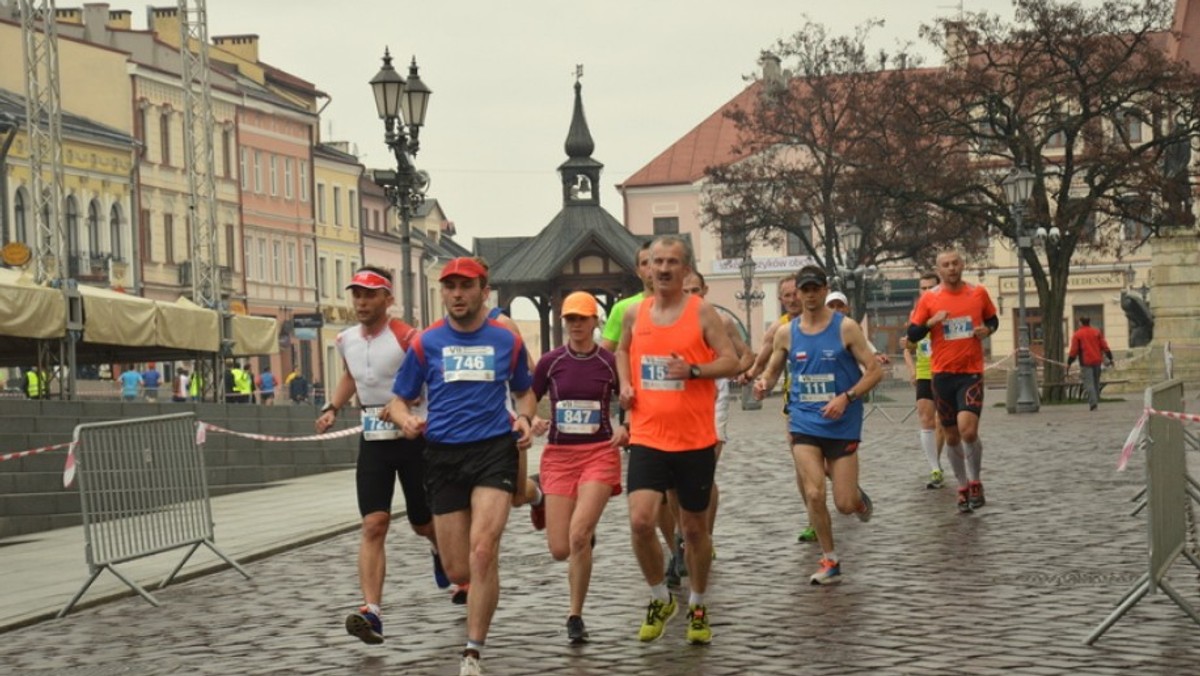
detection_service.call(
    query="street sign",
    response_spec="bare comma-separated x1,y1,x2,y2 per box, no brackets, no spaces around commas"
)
292,313,323,329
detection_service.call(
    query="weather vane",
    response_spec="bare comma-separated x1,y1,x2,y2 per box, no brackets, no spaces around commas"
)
574,64,583,82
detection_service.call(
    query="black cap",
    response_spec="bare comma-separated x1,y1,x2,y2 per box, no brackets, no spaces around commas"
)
796,268,827,288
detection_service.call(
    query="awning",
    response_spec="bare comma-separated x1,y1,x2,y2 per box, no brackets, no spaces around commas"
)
0,267,65,339
77,283,157,346
157,298,220,352
230,314,279,356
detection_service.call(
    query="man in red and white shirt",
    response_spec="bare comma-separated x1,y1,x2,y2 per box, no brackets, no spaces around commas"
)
315,266,444,646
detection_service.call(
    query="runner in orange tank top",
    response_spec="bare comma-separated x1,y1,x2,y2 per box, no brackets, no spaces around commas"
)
615,235,740,646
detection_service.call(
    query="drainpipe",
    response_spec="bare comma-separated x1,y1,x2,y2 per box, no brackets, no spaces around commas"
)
128,139,144,293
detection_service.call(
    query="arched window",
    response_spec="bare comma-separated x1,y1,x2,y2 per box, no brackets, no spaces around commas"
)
109,203,123,259
65,196,80,255
87,199,101,255
13,187,27,244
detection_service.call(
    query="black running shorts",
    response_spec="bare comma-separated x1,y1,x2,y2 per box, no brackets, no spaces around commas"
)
424,433,519,515
931,372,985,427
356,434,432,526
626,445,715,513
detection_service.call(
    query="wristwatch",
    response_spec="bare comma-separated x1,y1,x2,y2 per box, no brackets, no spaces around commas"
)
321,402,338,415
689,364,702,379
843,390,858,403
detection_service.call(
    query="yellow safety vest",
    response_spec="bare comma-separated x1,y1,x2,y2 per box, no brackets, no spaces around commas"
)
189,372,203,396
234,369,253,395
25,371,44,398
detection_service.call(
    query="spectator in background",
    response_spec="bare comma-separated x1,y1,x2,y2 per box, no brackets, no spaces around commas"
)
259,367,276,405
173,368,190,403
118,365,143,402
289,370,309,404
1067,316,1114,412
24,367,47,399
142,363,161,401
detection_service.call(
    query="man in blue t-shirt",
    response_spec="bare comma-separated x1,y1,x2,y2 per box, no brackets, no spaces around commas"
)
387,257,535,676
258,367,276,405
141,363,161,401
118,365,143,402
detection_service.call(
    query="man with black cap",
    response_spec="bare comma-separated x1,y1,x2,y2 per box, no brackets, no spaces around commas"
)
753,264,882,586
315,265,445,647
388,257,537,676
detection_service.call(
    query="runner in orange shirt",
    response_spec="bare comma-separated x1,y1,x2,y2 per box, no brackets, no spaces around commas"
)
906,250,999,513
616,235,740,645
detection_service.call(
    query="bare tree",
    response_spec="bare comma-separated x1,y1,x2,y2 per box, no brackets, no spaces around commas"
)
901,0,1200,391
702,18,972,318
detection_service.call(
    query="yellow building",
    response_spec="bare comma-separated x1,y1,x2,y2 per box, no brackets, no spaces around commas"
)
2,88,137,289
313,142,364,390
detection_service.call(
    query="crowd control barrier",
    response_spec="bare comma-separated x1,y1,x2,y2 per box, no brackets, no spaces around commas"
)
1086,379,1200,644
58,412,250,617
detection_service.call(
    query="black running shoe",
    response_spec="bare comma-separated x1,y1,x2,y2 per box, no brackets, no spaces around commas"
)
566,615,588,644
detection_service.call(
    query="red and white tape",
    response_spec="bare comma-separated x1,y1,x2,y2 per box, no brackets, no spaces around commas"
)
984,351,1016,371
0,440,76,464
1117,406,1199,471
197,422,364,444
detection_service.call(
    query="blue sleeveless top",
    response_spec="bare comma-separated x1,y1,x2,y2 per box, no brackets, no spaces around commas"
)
786,313,864,440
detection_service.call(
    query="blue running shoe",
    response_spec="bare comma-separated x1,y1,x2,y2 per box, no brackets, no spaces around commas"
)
345,606,384,644
810,558,842,585
432,550,450,589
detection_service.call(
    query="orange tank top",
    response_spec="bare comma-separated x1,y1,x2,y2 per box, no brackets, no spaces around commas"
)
629,294,717,451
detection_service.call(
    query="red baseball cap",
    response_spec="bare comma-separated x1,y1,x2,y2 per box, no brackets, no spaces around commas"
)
439,257,487,281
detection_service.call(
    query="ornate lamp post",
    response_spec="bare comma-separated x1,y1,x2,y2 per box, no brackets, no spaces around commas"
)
1002,165,1039,413
370,49,432,324
735,252,764,410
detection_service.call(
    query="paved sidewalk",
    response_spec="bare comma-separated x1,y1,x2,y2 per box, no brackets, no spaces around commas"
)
2,394,1199,675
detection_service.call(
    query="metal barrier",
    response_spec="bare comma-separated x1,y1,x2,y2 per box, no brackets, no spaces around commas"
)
59,412,250,617
1086,380,1200,644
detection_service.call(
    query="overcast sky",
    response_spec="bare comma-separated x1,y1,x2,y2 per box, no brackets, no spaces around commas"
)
203,0,1109,250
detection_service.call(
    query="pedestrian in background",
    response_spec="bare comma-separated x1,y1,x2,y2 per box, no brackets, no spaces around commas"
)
141,363,161,401
1067,316,1114,412
117,365,142,402
259,367,276,405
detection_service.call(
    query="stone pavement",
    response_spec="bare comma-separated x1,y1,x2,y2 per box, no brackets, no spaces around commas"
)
2,392,1199,675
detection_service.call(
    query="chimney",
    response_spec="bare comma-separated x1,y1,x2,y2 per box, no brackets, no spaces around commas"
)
82,3,110,44
107,8,131,30
55,7,83,24
944,20,975,69
759,51,784,91
147,5,181,48
212,34,260,64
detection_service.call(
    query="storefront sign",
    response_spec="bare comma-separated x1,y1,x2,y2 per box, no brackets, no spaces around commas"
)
998,270,1124,294
711,256,817,275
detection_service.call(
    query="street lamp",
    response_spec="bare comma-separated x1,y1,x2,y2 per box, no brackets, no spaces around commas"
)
1001,165,1039,413
1124,265,1150,301
837,223,883,315
370,49,432,324
735,252,765,410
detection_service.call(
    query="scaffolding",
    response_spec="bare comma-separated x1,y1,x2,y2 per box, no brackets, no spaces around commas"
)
177,0,226,401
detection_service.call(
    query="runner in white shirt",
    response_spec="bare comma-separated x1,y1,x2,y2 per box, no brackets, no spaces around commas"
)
315,266,445,646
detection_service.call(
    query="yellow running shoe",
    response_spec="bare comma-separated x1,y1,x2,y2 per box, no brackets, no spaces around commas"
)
686,604,712,645
637,595,677,642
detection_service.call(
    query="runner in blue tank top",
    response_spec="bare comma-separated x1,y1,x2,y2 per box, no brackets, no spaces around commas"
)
753,265,882,586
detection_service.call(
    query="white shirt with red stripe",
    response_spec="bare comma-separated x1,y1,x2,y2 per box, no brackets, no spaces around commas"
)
336,318,419,408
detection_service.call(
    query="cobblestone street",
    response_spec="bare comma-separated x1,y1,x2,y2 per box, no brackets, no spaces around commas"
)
3,394,1199,675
